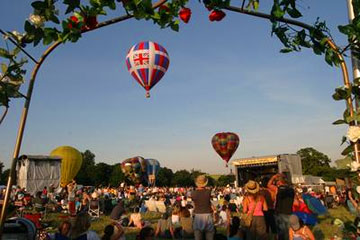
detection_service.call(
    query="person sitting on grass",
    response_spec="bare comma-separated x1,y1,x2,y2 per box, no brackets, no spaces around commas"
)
49,220,71,240
155,212,175,239
128,207,143,229
102,223,125,240
71,212,100,240
137,226,155,240
288,214,315,240
227,216,244,240
179,207,194,238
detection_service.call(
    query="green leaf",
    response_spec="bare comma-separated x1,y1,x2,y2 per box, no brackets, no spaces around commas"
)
342,145,354,156
287,8,302,18
0,48,12,59
1,63,8,73
333,119,347,125
24,21,35,33
341,136,347,145
31,1,46,10
50,15,60,24
280,48,293,53
63,0,81,14
170,20,179,32
271,4,285,18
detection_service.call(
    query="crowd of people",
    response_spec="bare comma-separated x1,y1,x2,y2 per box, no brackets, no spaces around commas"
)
1,173,359,240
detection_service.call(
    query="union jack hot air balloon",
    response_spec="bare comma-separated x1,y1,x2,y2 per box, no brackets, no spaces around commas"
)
125,41,170,98
212,132,240,167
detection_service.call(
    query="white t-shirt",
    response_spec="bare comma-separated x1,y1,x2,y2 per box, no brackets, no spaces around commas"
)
219,210,227,223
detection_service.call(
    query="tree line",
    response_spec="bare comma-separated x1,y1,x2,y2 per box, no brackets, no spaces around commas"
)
0,147,355,187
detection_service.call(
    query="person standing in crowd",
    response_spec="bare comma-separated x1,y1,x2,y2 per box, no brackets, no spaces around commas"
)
288,215,315,240
227,216,244,240
191,175,215,240
268,173,295,240
260,180,277,239
67,180,77,216
242,180,268,240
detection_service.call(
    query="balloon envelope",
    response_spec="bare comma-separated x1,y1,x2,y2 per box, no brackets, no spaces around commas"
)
50,146,83,187
125,41,170,97
121,156,147,184
211,132,240,164
145,159,160,177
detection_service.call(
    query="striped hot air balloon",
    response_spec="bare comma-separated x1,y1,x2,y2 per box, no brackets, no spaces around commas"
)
212,132,240,167
125,41,170,98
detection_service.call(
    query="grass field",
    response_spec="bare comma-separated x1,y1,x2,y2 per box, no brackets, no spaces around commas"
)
41,206,356,240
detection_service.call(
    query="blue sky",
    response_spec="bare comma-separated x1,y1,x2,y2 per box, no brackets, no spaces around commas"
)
0,0,352,173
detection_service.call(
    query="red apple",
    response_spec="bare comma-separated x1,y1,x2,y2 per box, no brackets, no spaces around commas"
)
179,7,191,23
209,10,226,22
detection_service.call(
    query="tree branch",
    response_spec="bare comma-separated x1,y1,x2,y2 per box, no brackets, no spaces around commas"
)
0,106,8,125
0,29,39,64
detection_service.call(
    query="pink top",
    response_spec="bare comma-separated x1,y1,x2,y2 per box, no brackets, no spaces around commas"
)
247,198,264,216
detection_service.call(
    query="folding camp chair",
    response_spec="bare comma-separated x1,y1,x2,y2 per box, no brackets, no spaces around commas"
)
88,200,100,218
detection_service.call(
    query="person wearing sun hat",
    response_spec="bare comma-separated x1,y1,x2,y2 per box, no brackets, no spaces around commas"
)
288,214,315,240
191,175,215,240
242,180,268,240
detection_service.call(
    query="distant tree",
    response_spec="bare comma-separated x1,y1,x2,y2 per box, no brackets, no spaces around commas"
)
109,164,125,187
93,162,113,186
335,156,352,169
156,167,173,187
207,176,216,187
172,170,194,187
217,174,236,186
0,169,10,185
76,150,96,185
0,162,4,176
297,147,331,176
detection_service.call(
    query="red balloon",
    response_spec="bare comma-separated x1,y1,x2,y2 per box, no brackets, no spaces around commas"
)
212,132,239,166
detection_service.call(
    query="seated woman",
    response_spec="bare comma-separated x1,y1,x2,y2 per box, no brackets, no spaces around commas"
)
289,214,315,240
128,207,143,229
179,207,194,238
227,216,244,240
155,213,174,239
71,212,100,240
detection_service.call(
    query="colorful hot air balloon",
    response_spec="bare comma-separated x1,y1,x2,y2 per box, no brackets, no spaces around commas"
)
125,41,170,98
211,132,240,167
121,156,147,184
50,146,83,187
145,159,160,186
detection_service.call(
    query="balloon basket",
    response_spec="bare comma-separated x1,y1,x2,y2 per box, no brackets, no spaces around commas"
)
145,92,150,98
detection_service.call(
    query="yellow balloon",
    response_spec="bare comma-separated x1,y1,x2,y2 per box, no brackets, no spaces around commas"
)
50,146,83,187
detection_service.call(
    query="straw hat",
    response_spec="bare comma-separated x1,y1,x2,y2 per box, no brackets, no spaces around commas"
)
195,175,208,188
244,180,259,194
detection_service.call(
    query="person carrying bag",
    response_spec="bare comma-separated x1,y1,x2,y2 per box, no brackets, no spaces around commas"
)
242,180,268,240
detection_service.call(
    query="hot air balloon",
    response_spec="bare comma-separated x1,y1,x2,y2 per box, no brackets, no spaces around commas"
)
50,146,83,187
211,132,239,167
121,156,147,184
145,159,160,186
125,41,170,98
